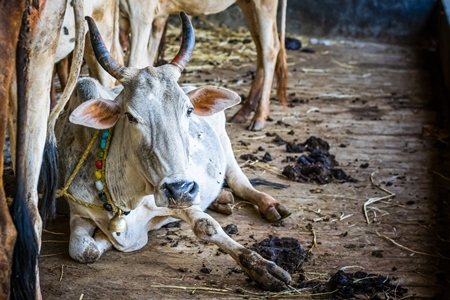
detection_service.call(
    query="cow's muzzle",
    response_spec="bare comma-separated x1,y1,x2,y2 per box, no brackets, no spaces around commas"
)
162,180,199,208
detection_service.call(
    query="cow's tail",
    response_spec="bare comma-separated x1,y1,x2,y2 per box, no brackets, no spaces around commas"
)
275,0,288,108
40,0,86,225
10,2,37,299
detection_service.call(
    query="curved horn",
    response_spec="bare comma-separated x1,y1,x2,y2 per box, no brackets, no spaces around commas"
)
85,16,128,81
170,12,195,72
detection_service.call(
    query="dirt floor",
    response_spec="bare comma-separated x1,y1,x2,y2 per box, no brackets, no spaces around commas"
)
5,23,450,299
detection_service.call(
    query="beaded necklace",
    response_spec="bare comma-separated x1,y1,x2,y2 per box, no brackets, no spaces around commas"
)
56,129,129,235
95,130,115,212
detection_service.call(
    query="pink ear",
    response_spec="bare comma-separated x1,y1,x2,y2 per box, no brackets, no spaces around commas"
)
69,98,121,129
187,86,241,116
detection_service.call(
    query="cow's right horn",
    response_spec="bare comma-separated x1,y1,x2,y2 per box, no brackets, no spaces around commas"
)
170,12,195,72
86,16,129,81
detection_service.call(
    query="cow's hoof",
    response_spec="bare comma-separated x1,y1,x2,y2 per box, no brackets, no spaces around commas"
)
238,249,291,291
248,119,265,131
263,203,291,223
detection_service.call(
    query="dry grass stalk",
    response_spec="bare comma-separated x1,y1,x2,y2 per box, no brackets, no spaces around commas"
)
40,252,66,257
308,225,318,254
429,169,450,182
151,283,337,298
363,172,395,224
43,229,65,235
239,160,284,177
42,240,69,243
231,200,253,210
151,283,228,292
376,231,450,260
59,264,65,281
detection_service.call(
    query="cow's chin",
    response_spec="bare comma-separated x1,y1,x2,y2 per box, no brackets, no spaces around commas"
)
154,193,201,209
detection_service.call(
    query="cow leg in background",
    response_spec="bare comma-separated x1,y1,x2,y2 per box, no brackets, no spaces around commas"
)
173,206,291,291
275,0,288,107
56,55,70,91
50,67,57,110
119,29,130,52
25,0,67,237
231,0,281,131
155,17,169,66
50,56,70,110
0,0,24,296
125,5,154,68
148,16,169,66
128,22,152,67
7,1,68,298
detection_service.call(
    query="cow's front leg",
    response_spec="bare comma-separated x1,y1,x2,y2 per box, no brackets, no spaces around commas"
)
174,207,291,291
69,214,112,263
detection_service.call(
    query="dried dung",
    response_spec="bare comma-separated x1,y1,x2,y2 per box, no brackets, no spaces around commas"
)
273,136,357,184
292,270,408,299
252,236,306,274
328,270,408,299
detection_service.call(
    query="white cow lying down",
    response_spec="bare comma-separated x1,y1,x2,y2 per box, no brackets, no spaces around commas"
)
49,13,291,291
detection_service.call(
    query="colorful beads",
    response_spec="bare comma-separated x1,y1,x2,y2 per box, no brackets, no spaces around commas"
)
95,130,113,211
95,159,103,169
100,139,107,149
94,129,128,217
95,180,104,191
98,192,107,202
94,170,102,179
103,203,113,211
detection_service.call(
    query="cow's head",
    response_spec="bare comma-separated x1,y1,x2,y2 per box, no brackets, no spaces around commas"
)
69,13,239,210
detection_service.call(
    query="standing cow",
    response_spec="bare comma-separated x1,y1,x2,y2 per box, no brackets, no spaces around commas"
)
51,0,123,108
118,0,288,131
3,0,86,299
47,13,291,291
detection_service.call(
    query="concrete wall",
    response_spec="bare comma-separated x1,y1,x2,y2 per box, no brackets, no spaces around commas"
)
195,0,438,42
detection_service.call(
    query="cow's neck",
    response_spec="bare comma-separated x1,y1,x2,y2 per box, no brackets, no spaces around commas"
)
58,128,129,235
104,120,154,210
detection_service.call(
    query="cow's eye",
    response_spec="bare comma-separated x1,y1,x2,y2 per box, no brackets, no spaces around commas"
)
125,112,138,123
187,107,194,116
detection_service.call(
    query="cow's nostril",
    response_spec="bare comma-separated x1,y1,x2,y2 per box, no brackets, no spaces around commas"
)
188,181,199,197
163,180,199,205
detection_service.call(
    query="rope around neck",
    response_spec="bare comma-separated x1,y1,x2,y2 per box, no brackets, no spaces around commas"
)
56,129,119,214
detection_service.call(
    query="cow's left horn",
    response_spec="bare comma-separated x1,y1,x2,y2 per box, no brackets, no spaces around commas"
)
85,16,129,81
170,12,195,72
